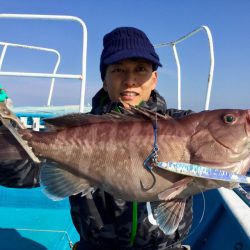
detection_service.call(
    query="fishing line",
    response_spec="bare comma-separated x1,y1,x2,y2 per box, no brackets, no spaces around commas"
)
141,114,159,190
14,228,74,248
187,184,206,237
164,183,206,249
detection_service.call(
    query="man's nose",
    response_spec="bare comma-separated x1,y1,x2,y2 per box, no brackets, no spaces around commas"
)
123,71,137,87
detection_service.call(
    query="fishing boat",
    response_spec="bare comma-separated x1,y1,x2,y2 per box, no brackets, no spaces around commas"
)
0,14,249,250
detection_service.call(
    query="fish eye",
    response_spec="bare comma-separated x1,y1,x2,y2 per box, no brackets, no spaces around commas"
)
223,114,236,124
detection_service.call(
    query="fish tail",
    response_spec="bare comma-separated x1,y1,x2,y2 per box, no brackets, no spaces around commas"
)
0,127,28,160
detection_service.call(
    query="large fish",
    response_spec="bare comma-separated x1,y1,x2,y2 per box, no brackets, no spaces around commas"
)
1,107,250,234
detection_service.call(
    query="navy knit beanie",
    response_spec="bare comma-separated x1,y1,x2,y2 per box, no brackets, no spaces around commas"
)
100,27,162,80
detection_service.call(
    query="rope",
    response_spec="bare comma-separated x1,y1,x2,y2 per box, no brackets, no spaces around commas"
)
130,201,138,246
13,228,74,249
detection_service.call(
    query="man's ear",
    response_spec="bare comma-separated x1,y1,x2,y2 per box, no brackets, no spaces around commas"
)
103,80,108,91
151,71,158,90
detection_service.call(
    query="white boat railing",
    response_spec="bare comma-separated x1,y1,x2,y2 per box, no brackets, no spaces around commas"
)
0,41,61,107
155,25,214,110
0,14,88,113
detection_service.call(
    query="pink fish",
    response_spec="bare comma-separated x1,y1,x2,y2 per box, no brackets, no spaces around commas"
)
1,107,250,234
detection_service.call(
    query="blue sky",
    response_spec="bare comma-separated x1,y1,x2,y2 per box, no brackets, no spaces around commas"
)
0,0,250,111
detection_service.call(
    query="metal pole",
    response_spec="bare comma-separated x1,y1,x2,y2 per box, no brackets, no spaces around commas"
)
0,41,61,106
155,25,215,110
171,44,182,109
202,25,214,110
0,71,82,79
0,44,8,70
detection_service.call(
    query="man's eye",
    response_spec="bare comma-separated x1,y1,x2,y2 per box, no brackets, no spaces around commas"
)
112,68,124,73
136,66,147,72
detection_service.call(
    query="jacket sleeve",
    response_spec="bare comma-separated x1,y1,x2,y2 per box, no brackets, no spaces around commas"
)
0,159,40,188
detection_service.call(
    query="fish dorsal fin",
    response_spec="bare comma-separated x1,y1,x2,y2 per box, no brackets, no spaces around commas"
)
44,106,172,129
44,112,141,129
44,113,115,128
121,106,172,121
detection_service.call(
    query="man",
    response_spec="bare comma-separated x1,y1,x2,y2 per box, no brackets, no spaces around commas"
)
0,27,193,249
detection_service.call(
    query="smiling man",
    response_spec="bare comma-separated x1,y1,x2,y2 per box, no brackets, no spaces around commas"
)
69,27,193,250
103,58,157,108
98,27,160,110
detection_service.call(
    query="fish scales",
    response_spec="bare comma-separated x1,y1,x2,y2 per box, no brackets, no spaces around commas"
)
29,119,189,201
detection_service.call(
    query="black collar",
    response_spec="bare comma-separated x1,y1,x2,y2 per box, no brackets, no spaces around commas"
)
91,88,167,115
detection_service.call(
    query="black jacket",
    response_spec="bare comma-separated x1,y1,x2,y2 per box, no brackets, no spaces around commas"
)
0,89,193,250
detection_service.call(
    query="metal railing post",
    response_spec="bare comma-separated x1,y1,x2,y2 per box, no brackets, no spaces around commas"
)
0,41,61,106
0,14,87,112
155,25,215,110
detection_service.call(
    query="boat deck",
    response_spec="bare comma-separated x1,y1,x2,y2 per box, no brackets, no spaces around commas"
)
185,189,250,250
0,186,79,250
1,186,249,250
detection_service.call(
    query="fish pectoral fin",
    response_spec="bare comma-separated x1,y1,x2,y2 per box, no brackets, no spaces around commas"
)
151,199,186,235
40,161,94,201
158,177,193,201
151,178,192,235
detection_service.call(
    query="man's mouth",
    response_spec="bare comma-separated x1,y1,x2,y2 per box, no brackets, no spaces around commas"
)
120,91,139,97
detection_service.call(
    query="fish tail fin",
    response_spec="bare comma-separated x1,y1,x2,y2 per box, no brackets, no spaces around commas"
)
151,199,186,235
40,161,94,200
0,127,27,160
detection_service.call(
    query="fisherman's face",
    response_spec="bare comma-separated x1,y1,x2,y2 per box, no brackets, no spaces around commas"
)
103,59,157,108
